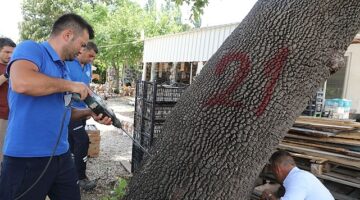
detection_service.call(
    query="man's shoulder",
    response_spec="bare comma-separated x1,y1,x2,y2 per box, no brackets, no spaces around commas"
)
13,40,44,59
17,40,42,50
287,168,321,187
290,168,313,177
65,59,81,67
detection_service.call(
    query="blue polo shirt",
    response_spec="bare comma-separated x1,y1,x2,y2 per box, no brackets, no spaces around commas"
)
66,59,92,108
4,41,71,157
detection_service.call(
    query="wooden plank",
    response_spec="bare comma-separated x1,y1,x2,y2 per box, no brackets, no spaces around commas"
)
289,152,328,163
331,191,360,200
289,127,336,137
278,144,360,168
284,137,360,155
282,140,360,158
285,133,360,146
329,165,360,177
294,121,355,132
297,116,360,128
335,131,360,140
316,174,360,189
324,172,360,184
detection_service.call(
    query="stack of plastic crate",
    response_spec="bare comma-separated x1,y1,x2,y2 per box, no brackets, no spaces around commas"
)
302,90,324,117
131,81,188,172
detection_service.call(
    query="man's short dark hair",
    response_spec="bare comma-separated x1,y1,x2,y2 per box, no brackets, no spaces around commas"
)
269,150,296,167
51,13,94,39
85,41,98,54
0,38,16,50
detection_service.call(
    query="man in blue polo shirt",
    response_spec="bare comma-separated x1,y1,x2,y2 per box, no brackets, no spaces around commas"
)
67,41,98,190
0,14,111,200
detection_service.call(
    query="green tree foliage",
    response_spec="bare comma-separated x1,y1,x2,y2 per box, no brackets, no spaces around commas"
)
144,0,191,37
77,0,190,86
19,0,190,85
76,0,144,87
172,0,208,25
20,0,80,41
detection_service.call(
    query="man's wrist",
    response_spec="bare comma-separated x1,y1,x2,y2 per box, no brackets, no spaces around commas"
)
1,74,8,79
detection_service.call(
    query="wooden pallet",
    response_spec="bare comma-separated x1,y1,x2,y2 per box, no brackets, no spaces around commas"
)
287,152,360,189
279,143,360,168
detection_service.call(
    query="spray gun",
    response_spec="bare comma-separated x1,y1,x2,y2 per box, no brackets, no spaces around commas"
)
72,92,152,157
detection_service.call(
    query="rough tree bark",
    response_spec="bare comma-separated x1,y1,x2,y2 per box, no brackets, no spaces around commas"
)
125,0,360,199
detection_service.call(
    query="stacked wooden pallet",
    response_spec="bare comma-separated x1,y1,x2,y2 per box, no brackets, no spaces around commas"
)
279,116,360,194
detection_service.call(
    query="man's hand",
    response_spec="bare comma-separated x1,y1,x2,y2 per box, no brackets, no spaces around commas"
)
0,74,8,86
261,190,277,200
69,82,90,100
91,113,112,125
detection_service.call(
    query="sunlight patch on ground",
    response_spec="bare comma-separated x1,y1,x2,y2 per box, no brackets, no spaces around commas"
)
112,155,131,161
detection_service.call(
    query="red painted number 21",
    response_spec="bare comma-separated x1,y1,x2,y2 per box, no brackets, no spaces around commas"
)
204,47,289,117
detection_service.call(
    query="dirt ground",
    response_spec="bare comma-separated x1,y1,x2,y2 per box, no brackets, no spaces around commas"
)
80,97,134,200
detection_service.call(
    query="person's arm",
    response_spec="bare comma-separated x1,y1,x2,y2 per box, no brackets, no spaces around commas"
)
0,74,7,86
10,60,89,99
71,108,92,121
71,108,112,125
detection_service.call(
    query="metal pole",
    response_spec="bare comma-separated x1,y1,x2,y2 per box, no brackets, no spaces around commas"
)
190,62,193,84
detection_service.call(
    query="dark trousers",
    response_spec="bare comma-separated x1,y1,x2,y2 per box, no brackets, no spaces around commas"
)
68,120,89,180
0,151,80,200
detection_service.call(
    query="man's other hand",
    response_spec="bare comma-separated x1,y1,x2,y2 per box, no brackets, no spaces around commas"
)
261,189,277,200
92,113,112,125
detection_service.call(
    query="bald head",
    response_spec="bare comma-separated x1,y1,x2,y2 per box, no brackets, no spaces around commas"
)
269,150,296,183
270,150,296,168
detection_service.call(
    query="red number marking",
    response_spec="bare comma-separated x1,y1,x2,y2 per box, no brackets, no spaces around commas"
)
204,47,289,117
205,52,251,107
256,47,289,116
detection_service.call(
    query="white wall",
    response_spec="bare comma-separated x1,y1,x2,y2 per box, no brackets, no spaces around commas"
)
344,43,360,113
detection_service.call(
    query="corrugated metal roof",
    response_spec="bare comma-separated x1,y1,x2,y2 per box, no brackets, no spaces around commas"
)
143,22,240,63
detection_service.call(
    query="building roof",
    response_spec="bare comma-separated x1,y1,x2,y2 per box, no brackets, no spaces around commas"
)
143,24,360,63
143,22,239,63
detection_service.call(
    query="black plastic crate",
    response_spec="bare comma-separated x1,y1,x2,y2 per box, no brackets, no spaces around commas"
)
133,129,142,143
302,90,324,117
156,86,185,102
132,80,187,171
131,144,144,172
136,80,148,98
143,103,174,120
143,118,152,134
141,133,151,149
153,124,163,137
135,98,143,114
146,85,187,102
143,119,164,135
133,114,142,133
131,158,142,173
132,144,143,159
302,110,315,116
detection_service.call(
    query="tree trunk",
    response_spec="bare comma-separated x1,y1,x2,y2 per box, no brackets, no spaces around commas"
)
122,63,126,87
112,61,120,91
125,0,360,199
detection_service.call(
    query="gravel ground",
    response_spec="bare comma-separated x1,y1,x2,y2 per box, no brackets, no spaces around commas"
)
80,97,134,200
